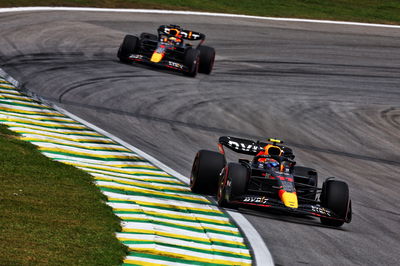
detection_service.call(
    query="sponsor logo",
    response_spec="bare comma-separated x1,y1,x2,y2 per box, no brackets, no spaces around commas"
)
190,33,201,39
228,140,258,153
243,196,269,204
129,54,143,59
168,61,184,69
180,31,188,38
311,206,332,216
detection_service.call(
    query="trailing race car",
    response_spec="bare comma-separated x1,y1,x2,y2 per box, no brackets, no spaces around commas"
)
117,24,215,77
190,136,352,227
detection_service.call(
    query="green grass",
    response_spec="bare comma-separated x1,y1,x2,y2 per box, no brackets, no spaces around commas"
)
0,124,127,265
0,0,400,24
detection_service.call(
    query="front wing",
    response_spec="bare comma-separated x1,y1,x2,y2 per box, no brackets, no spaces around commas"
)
127,53,190,73
231,195,350,223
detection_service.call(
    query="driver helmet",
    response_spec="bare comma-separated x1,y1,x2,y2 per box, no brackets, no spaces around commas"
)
168,36,181,44
256,144,282,163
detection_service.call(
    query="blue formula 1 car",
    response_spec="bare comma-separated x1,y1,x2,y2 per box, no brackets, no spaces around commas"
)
190,136,352,227
117,24,215,77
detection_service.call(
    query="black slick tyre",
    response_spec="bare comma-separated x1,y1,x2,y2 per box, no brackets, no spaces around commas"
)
217,163,248,208
197,46,215,74
190,150,225,195
117,35,139,63
320,179,350,227
183,48,200,77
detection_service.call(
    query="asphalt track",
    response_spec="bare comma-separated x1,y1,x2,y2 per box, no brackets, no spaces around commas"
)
1,9,400,265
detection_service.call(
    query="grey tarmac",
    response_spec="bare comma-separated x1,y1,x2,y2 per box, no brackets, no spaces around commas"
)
1,10,399,266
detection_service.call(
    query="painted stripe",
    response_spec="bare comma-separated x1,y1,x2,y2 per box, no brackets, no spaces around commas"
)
0,6,399,29
114,208,228,224
0,86,21,92
121,216,240,236
25,138,130,151
45,153,164,169
57,160,168,175
90,172,181,184
34,143,141,157
117,233,249,254
20,133,114,144
120,244,252,264
100,185,210,203
9,126,108,137
120,222,245,245
0,93,39,102
2,125,105,139
0,98,57,109
0,115,87,129
0,105,63,116
110,203,229,223
0,112,76,123
118,216,240,236
41,150,143,161
122,255,192,266
116,214,236,231
93,175,188,190
103,191,226,216
123,251,248,266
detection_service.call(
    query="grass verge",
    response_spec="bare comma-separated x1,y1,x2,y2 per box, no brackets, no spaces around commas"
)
0,124,127,265
0,0,399,25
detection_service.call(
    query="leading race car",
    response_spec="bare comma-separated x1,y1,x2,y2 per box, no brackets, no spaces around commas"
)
190,136,352,227
117,24,215,77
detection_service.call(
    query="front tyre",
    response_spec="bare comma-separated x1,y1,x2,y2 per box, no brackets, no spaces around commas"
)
198,46,216,74
217,163,248,208
117,35,139,63
320,179,351,227
190,150,225,195
183,48,200,77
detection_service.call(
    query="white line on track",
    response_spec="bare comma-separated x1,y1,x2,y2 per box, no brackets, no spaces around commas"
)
1,6,400,28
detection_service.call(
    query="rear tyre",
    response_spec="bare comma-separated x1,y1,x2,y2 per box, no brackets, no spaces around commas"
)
117,35,139,63
198,46,216,74
190,150,225,195
217,163,248,208
293,166,318,201
183,48,200,77
140,32,158,41
320,179,350,227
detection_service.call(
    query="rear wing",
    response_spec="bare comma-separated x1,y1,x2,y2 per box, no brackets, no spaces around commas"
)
218,136,295,159
158,25,205,41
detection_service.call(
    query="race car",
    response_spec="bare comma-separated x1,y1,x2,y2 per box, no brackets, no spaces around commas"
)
117,24,215,77
190,136,352,227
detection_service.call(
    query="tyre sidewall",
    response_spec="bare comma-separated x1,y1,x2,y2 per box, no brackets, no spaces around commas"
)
183,48,200,77
198,45,216,74
118,35,139,62
217,163,248,207
320,179,350,226
190,150,225,195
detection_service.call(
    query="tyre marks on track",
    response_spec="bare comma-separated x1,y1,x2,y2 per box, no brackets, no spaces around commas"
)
0,76,252,266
